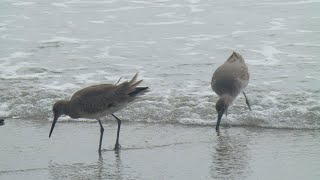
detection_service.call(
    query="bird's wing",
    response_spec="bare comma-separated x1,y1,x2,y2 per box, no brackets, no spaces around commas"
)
69,73,145,115
70,84,123,114
211,63,249,96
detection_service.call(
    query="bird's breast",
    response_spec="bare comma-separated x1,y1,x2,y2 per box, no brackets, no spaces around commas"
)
77,102,129,119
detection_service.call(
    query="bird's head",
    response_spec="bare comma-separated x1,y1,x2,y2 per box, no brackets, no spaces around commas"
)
215,95,232,131
49,100,68,138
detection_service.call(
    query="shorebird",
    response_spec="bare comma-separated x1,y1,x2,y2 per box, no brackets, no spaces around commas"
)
49,73,148,152
211,52,251,132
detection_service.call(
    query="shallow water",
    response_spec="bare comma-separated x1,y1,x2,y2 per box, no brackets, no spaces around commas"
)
1,120,320,179
0,0,320,179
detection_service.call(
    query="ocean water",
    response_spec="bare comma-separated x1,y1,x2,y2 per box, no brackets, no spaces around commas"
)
0,0,320,179
0,0,319,129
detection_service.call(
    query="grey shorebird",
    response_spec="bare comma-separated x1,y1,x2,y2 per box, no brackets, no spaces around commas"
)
211,52,251,132
49,73,148,152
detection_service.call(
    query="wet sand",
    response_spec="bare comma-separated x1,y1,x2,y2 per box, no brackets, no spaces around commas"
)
1,119,319,179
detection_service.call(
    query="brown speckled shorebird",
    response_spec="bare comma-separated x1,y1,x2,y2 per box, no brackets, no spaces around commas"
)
49,73,148,153
211,52,251,132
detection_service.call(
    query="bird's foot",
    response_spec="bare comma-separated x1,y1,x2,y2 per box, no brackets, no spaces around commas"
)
114,143,122,151
0,119,4,126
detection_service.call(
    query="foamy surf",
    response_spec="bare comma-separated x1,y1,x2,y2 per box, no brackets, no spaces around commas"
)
4,87,317,130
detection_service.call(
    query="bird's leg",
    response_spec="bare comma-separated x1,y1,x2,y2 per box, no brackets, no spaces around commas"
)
112,114,122,151
216,108,224,132
98,119,104,153
216,129,220,136
242,91,251,111
115,77,122,85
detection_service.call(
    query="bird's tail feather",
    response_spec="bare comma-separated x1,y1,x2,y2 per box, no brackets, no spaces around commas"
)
128,72,143,91
116,73,147,95
225,51,244,63
128,72,139,86
129,79,142,88
128,87,149,97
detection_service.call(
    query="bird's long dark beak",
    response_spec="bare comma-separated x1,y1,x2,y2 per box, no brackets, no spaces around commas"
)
49,115,58,138
216,108,225,132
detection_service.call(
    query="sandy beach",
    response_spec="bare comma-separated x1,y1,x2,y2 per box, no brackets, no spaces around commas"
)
1,119,319,179
1,0,320,179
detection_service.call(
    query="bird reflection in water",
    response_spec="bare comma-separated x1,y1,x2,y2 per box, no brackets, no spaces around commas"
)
210,129,252,179
48,150,124,179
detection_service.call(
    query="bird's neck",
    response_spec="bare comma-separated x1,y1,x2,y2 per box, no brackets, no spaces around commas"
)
60,100,72,116
220,94,235,106
61,100,79,119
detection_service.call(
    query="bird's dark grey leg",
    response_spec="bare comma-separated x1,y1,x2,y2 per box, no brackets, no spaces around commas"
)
115,77,122,85
242,92,251,111
0,119,4,126
112,114,122,150
98,119,104,153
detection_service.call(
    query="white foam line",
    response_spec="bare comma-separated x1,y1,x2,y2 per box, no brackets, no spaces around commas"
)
1,35,30,42
149,4,183,8
39,37,81,44
305,75,316,79
191,21,204,25
231,29,268,36
66,0,116,4
235,46,283,66
296,29,314,33
51,3,68,8
269,21,286,30
232,30,253,35
100,6,144,12
258,0,320,5
191,34,226,41
156,12,177,17
188,5,204,13
0,15,31,20
291,43,320,47
132,0,158,5
138,20,187,25
12,1,35,6
187,0,201,3
184,52,201,56
0,52,33,61
42,82,80,91
0,73,47,80
262,46,282,58
88,21,105,24
287,54,316,58
0,61,52,80
113,63,144,69
163,36,187,40
73,72,98,83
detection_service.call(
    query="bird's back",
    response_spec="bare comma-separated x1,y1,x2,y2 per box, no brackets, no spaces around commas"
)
71,84,117,102
211,52,249,96
68,73,148,119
